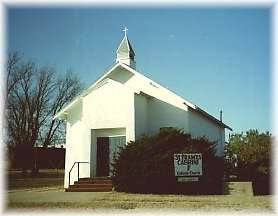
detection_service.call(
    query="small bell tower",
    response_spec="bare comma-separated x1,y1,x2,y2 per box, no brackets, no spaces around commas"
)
116,27,136,69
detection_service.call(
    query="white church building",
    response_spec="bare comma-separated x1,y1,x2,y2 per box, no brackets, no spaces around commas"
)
54,28,232,189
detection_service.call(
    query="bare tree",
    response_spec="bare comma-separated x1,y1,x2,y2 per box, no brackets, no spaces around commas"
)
6,52,82,173
40,71,81,148
6,51,22,97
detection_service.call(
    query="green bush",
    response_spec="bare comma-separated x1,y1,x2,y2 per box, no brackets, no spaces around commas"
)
225,130,272,195
112,128,224,194
225,130,271,178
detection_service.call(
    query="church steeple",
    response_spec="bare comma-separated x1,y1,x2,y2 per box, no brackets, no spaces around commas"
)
116,27,136,69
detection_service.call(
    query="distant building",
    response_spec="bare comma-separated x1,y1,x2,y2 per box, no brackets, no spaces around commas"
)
54,28,232,188
9,146,65,169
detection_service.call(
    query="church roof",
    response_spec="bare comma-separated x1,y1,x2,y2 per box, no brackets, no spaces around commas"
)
53,62,232,131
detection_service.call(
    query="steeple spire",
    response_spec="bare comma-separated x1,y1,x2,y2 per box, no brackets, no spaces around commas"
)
116,27,136,69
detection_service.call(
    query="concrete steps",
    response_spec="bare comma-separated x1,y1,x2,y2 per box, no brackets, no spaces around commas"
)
227,181,253,196
65,177,112,192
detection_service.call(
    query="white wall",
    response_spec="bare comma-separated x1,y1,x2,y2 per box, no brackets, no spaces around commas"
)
134,94,148,139
134,93,189,138
82,79,134,140
64,101,90,188
83,79,135,177
134,93,225,157
188,108,225,156
147,97,189,135
64,79,135,188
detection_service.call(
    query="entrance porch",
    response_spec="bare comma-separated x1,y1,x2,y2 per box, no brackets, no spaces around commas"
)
66,127,127,190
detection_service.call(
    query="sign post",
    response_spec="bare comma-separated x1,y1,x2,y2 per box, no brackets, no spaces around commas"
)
174,153,202,182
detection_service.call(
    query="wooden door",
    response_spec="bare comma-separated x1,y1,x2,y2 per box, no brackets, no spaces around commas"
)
96,137,110,176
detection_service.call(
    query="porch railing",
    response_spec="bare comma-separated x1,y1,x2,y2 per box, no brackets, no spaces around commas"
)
68,161,90,188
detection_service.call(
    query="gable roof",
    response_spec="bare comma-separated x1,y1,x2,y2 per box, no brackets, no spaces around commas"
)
54,63,232,131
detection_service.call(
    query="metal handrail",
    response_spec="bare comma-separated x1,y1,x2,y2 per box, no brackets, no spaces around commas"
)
68,161,89,187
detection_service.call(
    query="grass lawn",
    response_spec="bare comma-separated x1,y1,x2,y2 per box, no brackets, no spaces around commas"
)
7,169,64,190
5,172,273,212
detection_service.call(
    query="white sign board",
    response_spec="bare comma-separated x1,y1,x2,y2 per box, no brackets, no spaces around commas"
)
174,153,202,177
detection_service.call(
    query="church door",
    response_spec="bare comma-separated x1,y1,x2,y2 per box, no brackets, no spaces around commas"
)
96,137,110,176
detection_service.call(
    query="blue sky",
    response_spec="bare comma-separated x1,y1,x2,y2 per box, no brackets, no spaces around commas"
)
7,6,271,136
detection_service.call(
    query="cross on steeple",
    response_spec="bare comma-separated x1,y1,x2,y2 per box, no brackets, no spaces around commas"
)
122,26,128,37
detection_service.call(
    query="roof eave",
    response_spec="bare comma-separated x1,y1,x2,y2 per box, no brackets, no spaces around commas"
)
194,106,232,131
53,97,81,120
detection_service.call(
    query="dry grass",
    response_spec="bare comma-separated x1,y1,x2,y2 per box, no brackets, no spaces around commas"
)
6,178,273,212
7,169,64,190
